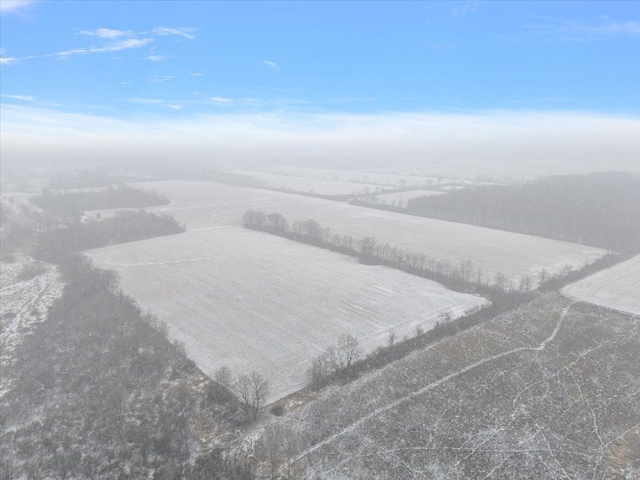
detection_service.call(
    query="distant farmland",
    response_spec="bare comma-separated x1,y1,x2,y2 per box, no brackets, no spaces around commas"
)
121,181,608,288
265,167,457,187
224,169,394,197
87,227,488,401
563,255,640,316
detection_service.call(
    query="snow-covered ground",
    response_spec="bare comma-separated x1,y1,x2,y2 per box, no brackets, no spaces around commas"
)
563,255,640,316
264,166,457,187
0,258,63,397
105,181,608,288
224,169,394,196
87,227,488,402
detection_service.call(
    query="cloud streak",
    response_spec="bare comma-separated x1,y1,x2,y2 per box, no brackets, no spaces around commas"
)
152,26,197,40
2,104,638,178
262,60,279,70
449,1,479,18
6,25,196,63
79,28,132,38
2,94,35,101
0,0,35,13
526,17,640,41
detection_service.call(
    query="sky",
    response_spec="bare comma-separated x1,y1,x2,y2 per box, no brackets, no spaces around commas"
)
1,0,639,176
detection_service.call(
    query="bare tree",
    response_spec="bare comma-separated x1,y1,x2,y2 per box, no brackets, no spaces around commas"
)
235,371,269,421
337,334,361,369
213,365,233,389
387,330,396,348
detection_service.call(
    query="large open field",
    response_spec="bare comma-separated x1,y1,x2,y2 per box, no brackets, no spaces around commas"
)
264,167,461,187
563,255,640,316
257,294,640,479
87,227,488,401
224,169,393,196
119,181,608,288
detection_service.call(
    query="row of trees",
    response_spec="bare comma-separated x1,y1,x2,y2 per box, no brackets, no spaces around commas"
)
25,210,184,262
242,209,530,295
30,184,170,219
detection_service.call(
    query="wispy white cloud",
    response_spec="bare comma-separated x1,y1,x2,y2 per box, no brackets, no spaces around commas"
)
125,98,165,105
52,38,153,58
450,1,479,18
146,54,166,62
149,75,174,83
189,72,203,76
526,17,640,41
79,28,132,39
0,48,18,64
210,97,233,104
6,24,197,64
262,60,279,70
92,38,153,53
0,0,36,13
123,98,183,111
152,26,197,40
2,94,35,101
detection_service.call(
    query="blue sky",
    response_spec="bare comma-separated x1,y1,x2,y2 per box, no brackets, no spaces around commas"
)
1,1,639,175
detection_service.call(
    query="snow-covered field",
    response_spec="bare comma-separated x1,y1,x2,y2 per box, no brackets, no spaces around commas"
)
265,167,457,187
114,181,608,288
563,255,640,316
87,227,488,401
364,189,445,207
224,169,393,196
0,258,63,397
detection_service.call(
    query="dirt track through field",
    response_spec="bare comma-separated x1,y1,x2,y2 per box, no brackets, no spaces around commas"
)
288,302,575,467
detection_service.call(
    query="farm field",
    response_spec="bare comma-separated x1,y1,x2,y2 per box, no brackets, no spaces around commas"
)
563,255,640,316
224,169,393,196
264,167,462,187
258,294,640,479
87,227,488,401
363,189,445,207
119,181,608,288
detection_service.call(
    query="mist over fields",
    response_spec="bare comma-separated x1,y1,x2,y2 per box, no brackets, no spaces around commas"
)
1,1,639,478
2,106,640,178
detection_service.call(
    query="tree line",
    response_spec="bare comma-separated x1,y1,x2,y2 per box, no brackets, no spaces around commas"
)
30,184,169,219
30,210,185,263
242,209,532,296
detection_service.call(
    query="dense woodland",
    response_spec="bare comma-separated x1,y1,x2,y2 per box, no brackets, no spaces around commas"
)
30,185,169,219
401,172,640,253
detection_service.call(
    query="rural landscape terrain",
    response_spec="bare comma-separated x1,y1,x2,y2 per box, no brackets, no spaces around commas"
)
1,165,639,479
1,1,639,478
